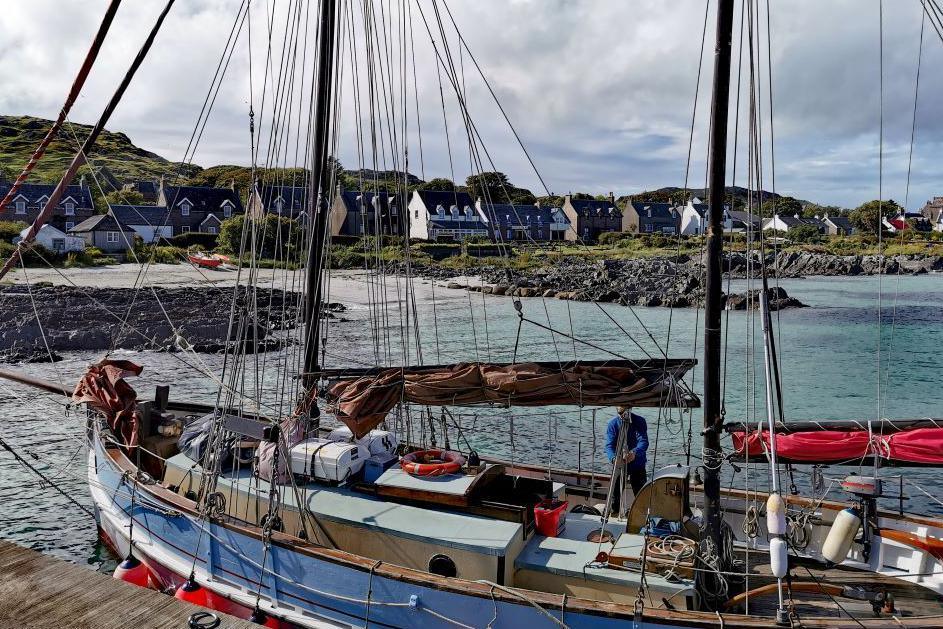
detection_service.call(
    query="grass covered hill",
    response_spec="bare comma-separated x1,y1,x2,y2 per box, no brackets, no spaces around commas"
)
0,115,200,187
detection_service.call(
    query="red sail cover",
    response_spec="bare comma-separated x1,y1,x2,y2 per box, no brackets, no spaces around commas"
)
731,428,943,465
72,359,142,447
324,361,690,438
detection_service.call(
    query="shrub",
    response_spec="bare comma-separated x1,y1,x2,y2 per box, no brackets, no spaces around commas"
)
218,215,302,259
597,231,625,246
0,221,28,242
328,245,365,269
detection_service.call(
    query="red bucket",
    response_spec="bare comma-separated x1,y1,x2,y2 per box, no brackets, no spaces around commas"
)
534,499,568,537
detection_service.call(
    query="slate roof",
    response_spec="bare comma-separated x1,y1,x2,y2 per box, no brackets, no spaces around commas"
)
111,204,172,226
687,202,709,218
337,190,397,214
629,201,676,220
256,184,309,214
128,180,159,203
726,210,762,226
477,203,555,227
69,212,134,233
415,189,474,211
823,215,853,230
163,185,243,213
0,182,94,208
569,197,621,217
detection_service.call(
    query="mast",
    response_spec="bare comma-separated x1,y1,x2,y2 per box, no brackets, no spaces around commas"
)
302,0,338,420
702,0,735,559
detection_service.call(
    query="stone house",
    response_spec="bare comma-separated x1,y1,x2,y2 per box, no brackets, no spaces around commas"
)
407,190,487,241
920,197,943,232
561,195,621,242
157,182,243,234
330,188,407,237
0,180,96,232
820,214,854,236
624,201,680,235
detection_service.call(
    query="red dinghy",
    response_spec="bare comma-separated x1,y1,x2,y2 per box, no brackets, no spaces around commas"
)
188,253,224,269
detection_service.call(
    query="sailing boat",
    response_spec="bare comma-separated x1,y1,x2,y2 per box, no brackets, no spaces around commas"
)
4,0,943,627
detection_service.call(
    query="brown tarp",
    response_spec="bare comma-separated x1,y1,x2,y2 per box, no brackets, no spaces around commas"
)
72,359,142,447
322,361,693,438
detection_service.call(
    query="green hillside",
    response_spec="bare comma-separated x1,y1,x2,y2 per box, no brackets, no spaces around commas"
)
0,115,201,188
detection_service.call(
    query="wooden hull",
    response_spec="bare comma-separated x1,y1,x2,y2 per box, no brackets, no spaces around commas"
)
89,419,943,628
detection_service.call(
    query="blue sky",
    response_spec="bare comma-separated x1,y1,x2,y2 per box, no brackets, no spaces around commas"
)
2,1,941,210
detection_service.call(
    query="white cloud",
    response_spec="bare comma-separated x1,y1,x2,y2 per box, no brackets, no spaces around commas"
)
1,0,941,209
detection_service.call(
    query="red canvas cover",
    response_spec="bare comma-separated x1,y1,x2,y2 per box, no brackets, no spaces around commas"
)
730,427,943,465
72,359,142,447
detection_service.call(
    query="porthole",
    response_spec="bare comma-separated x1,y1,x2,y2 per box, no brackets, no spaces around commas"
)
428,553,457,578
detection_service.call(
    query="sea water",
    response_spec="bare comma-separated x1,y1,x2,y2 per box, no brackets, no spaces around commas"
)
0,273,940,570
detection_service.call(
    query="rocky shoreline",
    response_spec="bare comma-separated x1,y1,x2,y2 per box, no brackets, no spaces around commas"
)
0,285,315,362
420,251,942,310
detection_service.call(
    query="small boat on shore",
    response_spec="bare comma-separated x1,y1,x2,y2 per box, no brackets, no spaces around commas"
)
188,252,226,269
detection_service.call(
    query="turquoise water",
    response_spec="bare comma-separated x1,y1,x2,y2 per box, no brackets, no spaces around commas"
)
0,273,940,568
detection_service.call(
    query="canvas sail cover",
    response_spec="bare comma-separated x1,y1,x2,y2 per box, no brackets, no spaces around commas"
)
320,360,697,438
72,359,143,447
730,427,943,465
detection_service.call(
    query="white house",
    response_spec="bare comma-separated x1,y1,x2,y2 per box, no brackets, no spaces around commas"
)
407,189,488,241
15,224,85,254
762,213,824,233
679,198,744,235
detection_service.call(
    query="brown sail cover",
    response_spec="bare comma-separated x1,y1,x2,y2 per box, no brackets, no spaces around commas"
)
323,361,691,438
72,359,142,447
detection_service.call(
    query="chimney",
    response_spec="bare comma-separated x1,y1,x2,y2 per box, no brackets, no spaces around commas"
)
230,178,236,191
609,191,615,205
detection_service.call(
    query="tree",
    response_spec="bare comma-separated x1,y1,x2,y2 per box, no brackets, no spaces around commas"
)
774,196,803,217
535,194,564,208
787,224,821,243
417,177,455,191
218,214,301,259
105,189,145,205
465,171,511,201
801,203,845,219
849,199,903,233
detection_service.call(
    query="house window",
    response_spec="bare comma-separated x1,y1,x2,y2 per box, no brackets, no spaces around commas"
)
414,209,419,219
106,231,120,243
52,238,65,251
507,228,512,240
222,202,232,218
180,201,191,216
275,198,284,213
15,200,26,214
65,222,75,231
206,226,219,234
64,202,75,215
644,223,653,233
38,198,47,210
181,226,191,233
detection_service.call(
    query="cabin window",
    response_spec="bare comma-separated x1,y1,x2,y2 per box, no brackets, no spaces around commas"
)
64,202,75,215
180,201,191,216
15,200,26,214
106,231,120,243
428,554,457,578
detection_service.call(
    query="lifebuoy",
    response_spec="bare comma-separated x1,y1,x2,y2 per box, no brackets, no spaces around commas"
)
400,449,466,477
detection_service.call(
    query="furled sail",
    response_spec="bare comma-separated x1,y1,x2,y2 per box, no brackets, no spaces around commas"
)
72,359,143,447
318,359,698,438
727,421,943,466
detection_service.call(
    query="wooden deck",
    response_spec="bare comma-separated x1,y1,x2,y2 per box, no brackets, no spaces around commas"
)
0,539,257,629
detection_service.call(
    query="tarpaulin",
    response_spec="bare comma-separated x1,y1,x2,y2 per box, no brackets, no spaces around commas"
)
72,359,142,447
730,427,943,465
322,361,693,438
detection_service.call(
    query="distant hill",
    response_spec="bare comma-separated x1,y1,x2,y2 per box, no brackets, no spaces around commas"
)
0,115,200,189
624,186,814,208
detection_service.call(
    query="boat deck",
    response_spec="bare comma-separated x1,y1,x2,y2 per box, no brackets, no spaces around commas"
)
733,550,943,620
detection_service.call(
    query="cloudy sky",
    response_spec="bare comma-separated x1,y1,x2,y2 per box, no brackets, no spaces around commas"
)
2,1,941,209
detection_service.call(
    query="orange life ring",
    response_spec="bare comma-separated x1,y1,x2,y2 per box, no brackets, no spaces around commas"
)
400,449,466,477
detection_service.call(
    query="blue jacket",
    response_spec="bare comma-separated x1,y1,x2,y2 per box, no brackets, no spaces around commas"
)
605,413,648,471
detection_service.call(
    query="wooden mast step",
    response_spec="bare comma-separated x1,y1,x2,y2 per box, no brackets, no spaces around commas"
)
0,539,256,628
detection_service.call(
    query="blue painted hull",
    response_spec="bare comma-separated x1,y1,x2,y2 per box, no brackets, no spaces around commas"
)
87,424,722,628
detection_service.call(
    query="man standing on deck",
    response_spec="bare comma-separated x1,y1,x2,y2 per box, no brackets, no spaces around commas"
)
605,406,649,515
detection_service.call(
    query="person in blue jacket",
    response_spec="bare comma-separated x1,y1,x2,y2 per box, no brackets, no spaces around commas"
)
605,406,649,514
